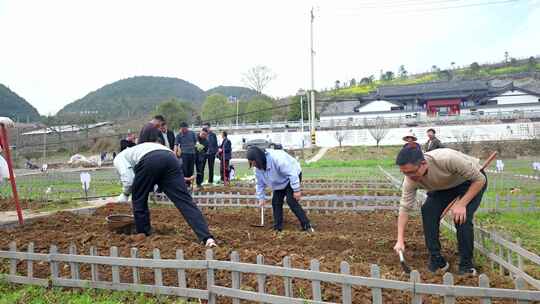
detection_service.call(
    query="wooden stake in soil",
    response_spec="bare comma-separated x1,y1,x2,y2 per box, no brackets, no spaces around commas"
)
231,251,241,304
370,264,382,304
479,274,491,304
340,262,352,304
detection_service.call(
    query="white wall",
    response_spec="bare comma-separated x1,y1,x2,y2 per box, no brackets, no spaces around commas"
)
496,90,540,105
357,100,398,113
228,121,540,149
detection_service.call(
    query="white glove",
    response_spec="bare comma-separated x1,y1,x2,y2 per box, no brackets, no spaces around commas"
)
116,193,129,203
0,117,14,128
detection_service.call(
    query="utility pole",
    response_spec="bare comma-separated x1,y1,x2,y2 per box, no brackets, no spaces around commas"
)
236,97,239,128
310,7,316,146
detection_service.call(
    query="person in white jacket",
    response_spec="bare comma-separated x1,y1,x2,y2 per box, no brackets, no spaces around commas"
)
113,127,216,247
0,117,14,184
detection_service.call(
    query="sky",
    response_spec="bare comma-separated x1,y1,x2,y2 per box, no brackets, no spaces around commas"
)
0,0,539,115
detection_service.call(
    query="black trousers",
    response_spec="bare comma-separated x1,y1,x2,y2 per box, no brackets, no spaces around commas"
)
195,155,207,187
271,174,310,231
421,172,487,268
181,153,195,185
207,154,216,183
132,150,213,242
220,159,229,182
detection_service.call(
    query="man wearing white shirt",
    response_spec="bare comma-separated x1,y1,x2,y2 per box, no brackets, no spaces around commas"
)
113,127,216,247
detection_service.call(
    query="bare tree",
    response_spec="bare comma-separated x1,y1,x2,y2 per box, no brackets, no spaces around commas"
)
366,117,389,147
452,129,474,154
242,65,276,94
334,128,348,150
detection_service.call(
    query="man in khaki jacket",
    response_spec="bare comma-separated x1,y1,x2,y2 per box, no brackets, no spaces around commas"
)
393,145,487,275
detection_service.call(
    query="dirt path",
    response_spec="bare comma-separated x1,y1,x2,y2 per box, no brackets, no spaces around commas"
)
306,147,329,164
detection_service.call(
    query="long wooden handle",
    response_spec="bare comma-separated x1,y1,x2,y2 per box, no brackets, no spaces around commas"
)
440,151,498,220
481,151,498,171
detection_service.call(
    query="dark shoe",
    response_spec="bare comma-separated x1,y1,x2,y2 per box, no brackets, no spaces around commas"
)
302,224,315,233
144,228,154,237
458,267,478,276
428,256,449,273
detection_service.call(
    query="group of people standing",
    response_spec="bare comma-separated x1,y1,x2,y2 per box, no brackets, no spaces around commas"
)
125,115,232,188
173,121,232,188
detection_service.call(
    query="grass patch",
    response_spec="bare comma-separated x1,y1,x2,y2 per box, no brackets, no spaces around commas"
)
0,279,195,304
303,158,393,168
476,212,540,254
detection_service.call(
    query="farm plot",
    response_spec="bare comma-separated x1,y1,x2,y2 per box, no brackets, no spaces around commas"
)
0,204,519,304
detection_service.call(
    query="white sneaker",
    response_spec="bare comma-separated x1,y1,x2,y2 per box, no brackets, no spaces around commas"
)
205,238,217,248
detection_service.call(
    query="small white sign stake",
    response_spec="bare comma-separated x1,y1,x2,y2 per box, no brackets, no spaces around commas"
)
80,172,91,201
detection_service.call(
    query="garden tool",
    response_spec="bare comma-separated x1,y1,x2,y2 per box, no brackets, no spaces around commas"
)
398,250,411,274
251,205,265,228
440,151,498,222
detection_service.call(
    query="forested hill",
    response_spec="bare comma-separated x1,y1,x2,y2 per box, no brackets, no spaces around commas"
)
0,84,40,122
57,76,206,119
205,86,258,100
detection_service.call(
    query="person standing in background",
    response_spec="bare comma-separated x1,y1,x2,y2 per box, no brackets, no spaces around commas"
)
139,115,165,144
175,122,197,186
204,123,218,184
160,122,175,150
195,128,209,189
120,133,136,152
425,128,444,152
219,131,232,185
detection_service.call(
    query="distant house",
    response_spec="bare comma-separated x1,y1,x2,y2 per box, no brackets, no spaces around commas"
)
320,81,540,124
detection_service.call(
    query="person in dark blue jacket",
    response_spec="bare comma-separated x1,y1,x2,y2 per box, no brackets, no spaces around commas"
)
204,123,219,184
247,146,314,233
218,131,232,184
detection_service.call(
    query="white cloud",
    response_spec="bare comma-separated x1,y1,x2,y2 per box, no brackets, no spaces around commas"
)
0,0,536,115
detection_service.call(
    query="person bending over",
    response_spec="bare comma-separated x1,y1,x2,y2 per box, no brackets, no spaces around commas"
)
393,146,487,275
114,127,216,247
247,146,314,233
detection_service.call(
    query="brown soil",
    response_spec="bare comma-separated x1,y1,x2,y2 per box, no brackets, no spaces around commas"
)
0,205,518,303
0,198,36,212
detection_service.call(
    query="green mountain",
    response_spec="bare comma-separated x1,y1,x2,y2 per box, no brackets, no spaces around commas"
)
205,86,259,101
0,84,40,122
58,76,206,119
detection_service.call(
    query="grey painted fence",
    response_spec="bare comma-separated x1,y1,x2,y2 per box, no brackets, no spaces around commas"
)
441,219,540,290
478,194,539,213
1,243,540,303
152,194,401,212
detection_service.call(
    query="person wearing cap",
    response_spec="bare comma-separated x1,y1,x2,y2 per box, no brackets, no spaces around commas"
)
175,122,197,186
425,128,443,152
246,146,314,232
393,146,487,276
113,127,216,247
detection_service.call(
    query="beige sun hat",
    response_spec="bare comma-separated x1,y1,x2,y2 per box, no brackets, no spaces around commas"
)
402,131,417,142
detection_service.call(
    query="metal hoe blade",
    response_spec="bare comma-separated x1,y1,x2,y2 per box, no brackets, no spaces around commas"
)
251,206,265,228
399,250,411,274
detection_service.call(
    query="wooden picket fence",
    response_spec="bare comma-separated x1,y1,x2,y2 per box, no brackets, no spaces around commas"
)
441,219,540,290
478,194,539,213
230,180,395,190
1,243,540,303
152,194,401,212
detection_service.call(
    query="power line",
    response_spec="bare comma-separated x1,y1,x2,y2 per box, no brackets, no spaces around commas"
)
332,0,520,15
